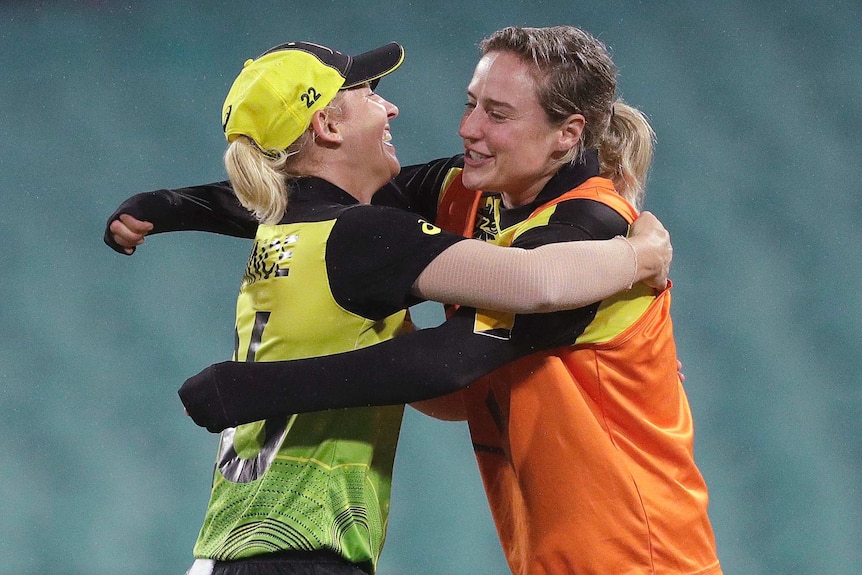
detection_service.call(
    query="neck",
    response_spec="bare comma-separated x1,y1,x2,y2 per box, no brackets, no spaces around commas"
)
323,171,379,204
499,171,556,209
300,151,380,205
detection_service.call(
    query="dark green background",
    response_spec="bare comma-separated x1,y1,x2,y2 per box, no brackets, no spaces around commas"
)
1,1,859,573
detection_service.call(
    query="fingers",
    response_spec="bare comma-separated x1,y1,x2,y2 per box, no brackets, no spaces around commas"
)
637,211,670,244
633,210,658,228
638,211,671,291
110,214,154,254
643,276,669,291
119,213,154,234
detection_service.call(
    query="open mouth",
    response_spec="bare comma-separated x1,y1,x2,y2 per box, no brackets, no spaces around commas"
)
465,149,490,163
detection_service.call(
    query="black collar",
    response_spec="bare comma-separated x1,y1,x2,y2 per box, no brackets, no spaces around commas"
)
497,149,600,225
288,177,361,206
533,148,600,205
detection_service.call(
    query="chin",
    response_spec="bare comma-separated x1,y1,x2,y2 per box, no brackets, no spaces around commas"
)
388,160,401,178
460,171,486,192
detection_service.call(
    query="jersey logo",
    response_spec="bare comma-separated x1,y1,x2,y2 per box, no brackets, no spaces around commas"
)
222,105,232,132
473,196,500,242
242,234,298,287
418,219,442,235
472,388,512,461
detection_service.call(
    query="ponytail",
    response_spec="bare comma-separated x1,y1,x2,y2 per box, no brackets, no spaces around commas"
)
224,131,312,225
598,100,655,211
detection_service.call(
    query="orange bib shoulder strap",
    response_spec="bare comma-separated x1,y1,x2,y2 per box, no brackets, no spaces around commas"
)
531,177,638,225
436,174,637,235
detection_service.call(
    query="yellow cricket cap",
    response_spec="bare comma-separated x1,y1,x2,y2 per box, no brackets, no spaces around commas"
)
222,41,405,153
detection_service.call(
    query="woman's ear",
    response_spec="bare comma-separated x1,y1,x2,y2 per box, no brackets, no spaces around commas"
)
310,109,343,144
557,113,585,152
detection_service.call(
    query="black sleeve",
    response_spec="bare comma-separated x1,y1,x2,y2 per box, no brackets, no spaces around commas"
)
103,181,258,254
372,156,464,220
178,309,538,433
325,205,465,319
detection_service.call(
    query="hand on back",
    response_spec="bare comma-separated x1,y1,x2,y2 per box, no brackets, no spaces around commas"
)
628,211,672,290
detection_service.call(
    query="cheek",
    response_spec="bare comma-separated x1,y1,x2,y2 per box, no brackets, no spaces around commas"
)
509,129,553,163
487,126,520,154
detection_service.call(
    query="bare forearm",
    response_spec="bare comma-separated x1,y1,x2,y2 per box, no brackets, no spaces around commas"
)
412,237,637,313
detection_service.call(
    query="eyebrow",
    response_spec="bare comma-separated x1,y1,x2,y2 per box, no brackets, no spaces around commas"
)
466,90,516,112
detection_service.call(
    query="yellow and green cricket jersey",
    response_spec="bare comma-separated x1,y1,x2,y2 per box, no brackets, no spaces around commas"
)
193,177,463,572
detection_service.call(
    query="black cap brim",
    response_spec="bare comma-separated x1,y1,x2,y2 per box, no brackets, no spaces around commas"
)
342,42,405,89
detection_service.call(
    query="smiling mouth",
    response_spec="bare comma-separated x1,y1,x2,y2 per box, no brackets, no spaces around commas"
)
465,149,490,162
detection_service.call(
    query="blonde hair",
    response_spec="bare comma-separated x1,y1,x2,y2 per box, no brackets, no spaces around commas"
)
599,100,656,210
224,94,344,224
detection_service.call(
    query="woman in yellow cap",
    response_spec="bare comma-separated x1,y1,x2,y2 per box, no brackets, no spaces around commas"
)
106,39,671,575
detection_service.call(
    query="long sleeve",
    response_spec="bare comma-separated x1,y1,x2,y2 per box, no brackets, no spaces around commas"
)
178,310,539,433
103,181,258,253
104,157,463,254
